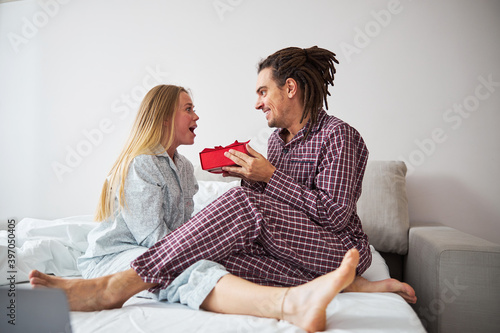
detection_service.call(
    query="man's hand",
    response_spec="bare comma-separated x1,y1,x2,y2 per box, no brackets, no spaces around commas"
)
222,145,276,183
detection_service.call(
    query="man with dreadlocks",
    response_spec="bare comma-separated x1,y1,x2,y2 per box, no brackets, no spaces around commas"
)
30,46,416,333
222,45,373,276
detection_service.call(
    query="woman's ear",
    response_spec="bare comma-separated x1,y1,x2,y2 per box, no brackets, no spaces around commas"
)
163,120,169,127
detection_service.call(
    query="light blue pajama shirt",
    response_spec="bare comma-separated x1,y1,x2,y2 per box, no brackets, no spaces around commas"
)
77,148,228,309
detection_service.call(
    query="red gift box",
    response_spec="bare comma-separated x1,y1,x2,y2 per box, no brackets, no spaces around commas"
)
199,140,250,173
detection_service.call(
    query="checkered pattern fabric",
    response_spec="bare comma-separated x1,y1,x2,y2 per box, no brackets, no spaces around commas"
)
131,110,371,289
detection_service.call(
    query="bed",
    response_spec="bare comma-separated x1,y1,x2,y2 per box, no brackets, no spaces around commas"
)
1,161,427,333
0,218,424,333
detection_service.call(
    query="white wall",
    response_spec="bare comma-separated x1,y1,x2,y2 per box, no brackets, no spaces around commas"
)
1,0,499,244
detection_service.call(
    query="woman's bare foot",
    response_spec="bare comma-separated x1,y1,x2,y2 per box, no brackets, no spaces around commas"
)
281,248,360,333
29,269,155,311
344,275,417,304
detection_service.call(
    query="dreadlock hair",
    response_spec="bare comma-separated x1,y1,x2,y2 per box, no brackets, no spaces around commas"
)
257,46,339,139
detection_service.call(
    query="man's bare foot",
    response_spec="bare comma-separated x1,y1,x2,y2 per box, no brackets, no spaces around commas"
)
344,275,417,304
29,269,155,311
281,248,359,333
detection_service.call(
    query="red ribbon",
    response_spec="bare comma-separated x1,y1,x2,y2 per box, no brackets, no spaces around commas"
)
201,140,250,153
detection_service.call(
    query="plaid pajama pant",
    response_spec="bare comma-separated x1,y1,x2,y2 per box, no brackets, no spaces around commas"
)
131,110,372,290
131,186,371,290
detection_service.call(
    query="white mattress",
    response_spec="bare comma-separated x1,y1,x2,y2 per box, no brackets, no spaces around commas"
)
0,180,426,332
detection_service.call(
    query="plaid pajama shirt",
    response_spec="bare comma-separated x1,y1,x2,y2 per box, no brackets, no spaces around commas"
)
131,109,371,289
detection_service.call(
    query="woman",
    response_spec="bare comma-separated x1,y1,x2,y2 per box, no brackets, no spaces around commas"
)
78,84,230,306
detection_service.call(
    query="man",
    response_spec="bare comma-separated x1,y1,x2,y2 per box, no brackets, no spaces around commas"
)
30,46,415,333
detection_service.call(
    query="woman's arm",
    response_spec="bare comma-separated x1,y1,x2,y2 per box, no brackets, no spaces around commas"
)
120,155,173,248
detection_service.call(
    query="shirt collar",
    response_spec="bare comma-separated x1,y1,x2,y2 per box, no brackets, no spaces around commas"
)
150,145,183,174
275,109,328,145
150,145,178,161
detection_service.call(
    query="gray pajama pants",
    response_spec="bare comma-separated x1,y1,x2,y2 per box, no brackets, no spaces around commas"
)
78,247,228,310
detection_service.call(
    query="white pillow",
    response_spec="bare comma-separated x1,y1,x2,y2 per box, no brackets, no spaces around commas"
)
361,245,391,281
0,216,96,285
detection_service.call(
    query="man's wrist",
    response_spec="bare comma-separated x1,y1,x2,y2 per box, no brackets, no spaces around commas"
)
264,166,276,183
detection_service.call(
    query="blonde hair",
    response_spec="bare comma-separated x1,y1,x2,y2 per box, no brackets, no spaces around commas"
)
95,84,188,222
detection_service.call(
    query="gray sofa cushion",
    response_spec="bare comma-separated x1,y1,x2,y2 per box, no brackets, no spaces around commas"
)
357,161,410,255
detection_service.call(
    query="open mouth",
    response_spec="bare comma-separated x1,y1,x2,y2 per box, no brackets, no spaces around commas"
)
189,126,197,133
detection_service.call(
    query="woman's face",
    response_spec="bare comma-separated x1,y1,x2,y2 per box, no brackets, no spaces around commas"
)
171,91,199,149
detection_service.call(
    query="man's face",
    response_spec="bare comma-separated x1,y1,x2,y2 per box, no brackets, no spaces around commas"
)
255,67,290,129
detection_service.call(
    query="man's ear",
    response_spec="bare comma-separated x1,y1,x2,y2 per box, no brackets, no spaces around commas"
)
285,78,298,98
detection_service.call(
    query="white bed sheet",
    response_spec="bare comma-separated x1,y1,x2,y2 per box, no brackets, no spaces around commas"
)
70,292,423,333
0,180,426,332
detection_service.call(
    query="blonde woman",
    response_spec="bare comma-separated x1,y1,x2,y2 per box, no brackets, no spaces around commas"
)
78,84,230,306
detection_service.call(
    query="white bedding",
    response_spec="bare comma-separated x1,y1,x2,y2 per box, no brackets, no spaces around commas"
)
0,180,425,332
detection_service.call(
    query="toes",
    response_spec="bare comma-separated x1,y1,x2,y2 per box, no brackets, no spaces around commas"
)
400,293,417,304
340,248,360,270
346,248,360,262
402,283,416,297
29,270,41,279
30,277,48,287
397,283,417,303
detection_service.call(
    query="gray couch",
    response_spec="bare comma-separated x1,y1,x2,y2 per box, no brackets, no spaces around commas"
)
358,161,500,333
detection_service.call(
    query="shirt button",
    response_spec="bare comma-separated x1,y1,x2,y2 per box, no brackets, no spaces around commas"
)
282,148,289,154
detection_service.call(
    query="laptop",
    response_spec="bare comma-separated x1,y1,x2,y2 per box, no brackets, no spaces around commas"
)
0,285,72,333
